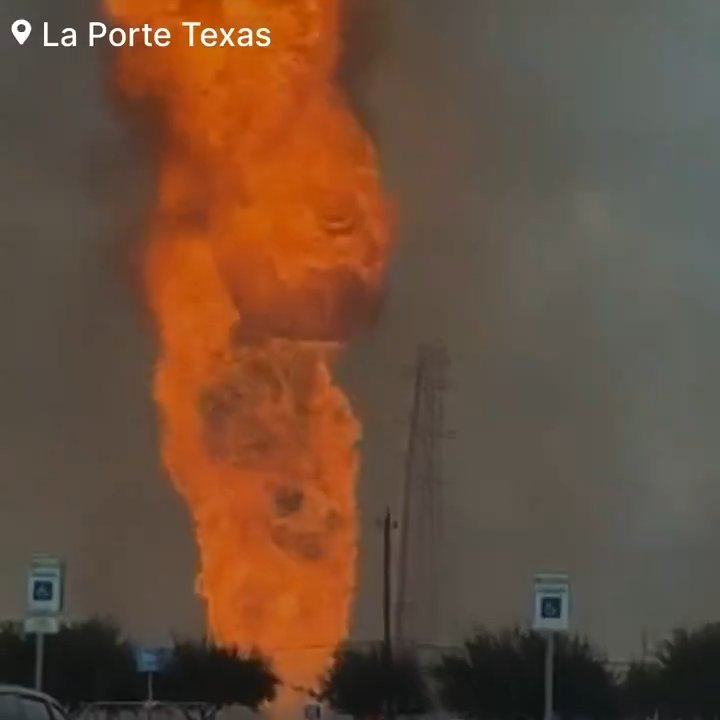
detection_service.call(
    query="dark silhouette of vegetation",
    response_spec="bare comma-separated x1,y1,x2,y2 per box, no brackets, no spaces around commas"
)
0,621,34,686
0,618,278,714
655,623,720,719
6,616,720,718
433,628,617,720
156,639,278,712
45,618,138,708
0,619,137,710
321,643,430,718
615,623,720,719
620,660,662,719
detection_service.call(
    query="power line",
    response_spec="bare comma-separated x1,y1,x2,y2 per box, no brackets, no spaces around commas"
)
395,342,449,648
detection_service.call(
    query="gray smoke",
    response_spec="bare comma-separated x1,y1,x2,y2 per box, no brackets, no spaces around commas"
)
0,0,203,641
345,0,720,659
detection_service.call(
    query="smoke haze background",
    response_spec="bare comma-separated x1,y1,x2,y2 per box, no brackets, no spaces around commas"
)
0,0,202,642
2,0,720,660
349,0,720,657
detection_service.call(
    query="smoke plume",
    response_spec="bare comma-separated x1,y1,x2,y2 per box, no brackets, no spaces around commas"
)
345,0,720,658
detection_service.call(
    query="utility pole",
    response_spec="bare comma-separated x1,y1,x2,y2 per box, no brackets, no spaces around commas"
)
395,342,448,647
382,507,396,720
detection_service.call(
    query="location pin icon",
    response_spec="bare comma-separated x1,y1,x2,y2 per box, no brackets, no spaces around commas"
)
11,19,32,46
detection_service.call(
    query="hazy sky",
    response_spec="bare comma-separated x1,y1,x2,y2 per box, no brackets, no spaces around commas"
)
0,0,202,642
2,0,720,661
348,0,720,657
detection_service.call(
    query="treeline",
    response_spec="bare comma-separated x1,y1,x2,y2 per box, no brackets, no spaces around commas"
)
322,624,720,720
4,618,720,718
0,619,278,713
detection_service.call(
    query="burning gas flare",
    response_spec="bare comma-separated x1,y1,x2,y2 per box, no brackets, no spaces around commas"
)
104,0,391,693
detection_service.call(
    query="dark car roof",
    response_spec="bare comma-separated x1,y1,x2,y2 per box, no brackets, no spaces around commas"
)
0,685,67,714
0,684,57,699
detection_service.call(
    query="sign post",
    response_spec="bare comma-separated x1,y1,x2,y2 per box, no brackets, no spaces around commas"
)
25,555,64,691
533,573,570,720
135,646,171,719
543,630,555,720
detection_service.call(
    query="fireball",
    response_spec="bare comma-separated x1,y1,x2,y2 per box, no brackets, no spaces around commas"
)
105,0,391,692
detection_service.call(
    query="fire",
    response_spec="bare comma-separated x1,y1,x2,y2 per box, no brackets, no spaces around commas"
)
104,0,391,693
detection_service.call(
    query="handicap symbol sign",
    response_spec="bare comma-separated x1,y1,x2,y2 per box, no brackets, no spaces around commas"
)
541,596,562,619
134,646,171,674
32,580,54,602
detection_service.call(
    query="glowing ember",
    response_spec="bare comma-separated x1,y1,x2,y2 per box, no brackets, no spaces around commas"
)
104,0,391,693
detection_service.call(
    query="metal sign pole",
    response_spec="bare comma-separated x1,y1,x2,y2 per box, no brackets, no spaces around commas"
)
34,631,44,690
26,554,63,689
533,571,569,720
147,671,154,720
543,631,555,720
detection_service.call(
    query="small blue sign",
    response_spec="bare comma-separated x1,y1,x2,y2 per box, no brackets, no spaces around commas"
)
134,646,171,674
541,596,562,619
32,580,54,602
27,557,64,615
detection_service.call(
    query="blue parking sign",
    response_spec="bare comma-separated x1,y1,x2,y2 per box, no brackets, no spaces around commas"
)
135,646,171,673
533,573,570,631
32,580,54,602
27,558,63,615
541,596,562,619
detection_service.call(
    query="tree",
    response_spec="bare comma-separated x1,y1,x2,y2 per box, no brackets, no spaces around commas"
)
44,618,138,710
433,628,618,720
0,622,34,686
0,618,137,709
620,661,662,719
0,618,278,717
653,623,720,719
157,639,279,716
321,643,430,718
554,633,619,718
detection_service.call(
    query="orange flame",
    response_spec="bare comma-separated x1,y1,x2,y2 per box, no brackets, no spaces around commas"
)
104,0,391,692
